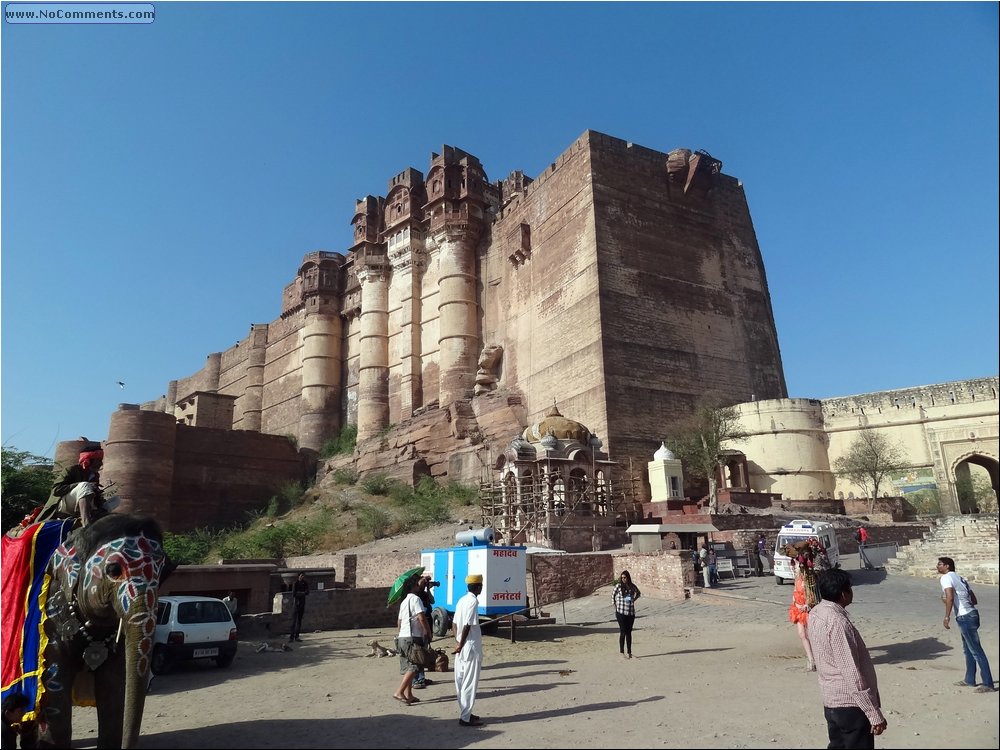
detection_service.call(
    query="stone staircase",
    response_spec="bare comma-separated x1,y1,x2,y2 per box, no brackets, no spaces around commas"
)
884,513,999,585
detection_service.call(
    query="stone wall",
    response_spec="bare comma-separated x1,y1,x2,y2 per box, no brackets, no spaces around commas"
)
103,407,307,532
588,133,787,489
886,513,999,585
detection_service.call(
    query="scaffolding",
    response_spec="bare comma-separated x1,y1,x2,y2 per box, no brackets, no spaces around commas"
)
478,457,644,549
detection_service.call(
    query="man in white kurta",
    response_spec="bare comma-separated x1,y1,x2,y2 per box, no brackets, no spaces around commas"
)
453,574,484,726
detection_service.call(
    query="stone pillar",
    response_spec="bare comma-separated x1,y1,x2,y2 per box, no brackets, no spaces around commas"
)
299,311,343,452
242,324,268,432
436,232,479,406
357,265,390,441
391,248,426,418
104,407,177,528
204,352,222,392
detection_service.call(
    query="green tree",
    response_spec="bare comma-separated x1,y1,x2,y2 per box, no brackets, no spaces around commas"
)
955,471,997,514
833,430,908,513
665,401,747,514
1,447,53,531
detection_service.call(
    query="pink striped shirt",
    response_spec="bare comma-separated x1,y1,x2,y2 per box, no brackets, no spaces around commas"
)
807,599,885,727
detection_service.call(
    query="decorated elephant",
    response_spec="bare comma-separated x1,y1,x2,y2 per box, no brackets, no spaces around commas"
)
1,513,170,748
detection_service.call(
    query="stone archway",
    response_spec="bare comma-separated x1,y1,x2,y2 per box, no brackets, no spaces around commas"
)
951,452,999,514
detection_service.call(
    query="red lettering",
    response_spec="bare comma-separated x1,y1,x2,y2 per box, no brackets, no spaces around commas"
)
490,591,523,601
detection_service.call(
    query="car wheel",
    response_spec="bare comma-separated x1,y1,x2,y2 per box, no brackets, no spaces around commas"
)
775,576,784,586
151,645,172,675
431,607,450,637
216,650,236,668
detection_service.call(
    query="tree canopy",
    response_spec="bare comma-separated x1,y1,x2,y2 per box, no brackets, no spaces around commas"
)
1,446,53,531
832,430,908,512
665,401,747,513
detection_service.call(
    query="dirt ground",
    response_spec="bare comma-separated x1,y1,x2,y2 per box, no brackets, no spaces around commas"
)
67,553,998,749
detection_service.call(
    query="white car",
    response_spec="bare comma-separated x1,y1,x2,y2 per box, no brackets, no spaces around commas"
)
152,595,239,674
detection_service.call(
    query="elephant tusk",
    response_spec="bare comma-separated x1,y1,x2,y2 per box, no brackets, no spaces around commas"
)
116,617,125,645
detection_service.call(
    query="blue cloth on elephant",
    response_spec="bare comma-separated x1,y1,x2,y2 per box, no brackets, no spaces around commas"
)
1,520,74,724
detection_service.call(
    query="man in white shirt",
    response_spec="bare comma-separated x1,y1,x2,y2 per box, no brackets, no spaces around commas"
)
937,556,994,692
453,573,484,726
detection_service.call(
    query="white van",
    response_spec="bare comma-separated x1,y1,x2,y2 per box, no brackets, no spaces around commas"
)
773,519,840,585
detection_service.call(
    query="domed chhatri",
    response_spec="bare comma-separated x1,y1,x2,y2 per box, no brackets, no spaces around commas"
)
522,404,591,445
653,442,675,461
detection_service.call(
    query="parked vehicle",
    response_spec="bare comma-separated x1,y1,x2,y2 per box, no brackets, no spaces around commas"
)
773,519,840,585
152,595,238,674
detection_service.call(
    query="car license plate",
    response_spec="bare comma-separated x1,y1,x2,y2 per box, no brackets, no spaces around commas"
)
193,647,219,658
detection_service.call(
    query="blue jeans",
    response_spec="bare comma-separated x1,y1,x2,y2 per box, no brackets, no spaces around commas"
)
956,610,994,687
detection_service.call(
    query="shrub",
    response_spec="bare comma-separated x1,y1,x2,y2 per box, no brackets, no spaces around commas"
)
320,424,358,458
356,504,393,539
332,467,359,485
441,479,479,507
278,481,307,509
390,476,452,529
360,472,396,496
216,509,333,559
163,528,219,565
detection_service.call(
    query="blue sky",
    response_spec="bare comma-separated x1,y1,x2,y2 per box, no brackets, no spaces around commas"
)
2,2,998,460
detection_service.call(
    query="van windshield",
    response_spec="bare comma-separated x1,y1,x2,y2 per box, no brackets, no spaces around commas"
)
775,534,821,552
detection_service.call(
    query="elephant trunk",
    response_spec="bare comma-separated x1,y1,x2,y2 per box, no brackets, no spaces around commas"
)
120,592,156,749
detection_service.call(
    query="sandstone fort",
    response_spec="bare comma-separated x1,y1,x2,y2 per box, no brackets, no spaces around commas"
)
61,130,997,534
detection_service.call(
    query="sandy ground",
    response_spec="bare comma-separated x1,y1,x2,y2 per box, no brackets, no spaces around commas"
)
66,553,998,749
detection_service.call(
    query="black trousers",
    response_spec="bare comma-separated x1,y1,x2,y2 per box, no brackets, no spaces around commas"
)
615,612,635,654
290,604,305,638
824,706,874,749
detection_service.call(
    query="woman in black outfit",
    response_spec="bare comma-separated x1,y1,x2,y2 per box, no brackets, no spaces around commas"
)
612,570,641,658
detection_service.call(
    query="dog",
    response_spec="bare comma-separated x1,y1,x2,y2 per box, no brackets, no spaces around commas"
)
365,639,397,658
256,640,293,653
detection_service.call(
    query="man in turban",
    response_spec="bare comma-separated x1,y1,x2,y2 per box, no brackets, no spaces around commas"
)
36,442,116,526
453,573,484,726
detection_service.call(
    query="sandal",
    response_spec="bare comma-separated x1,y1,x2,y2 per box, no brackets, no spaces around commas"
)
393,694,413,705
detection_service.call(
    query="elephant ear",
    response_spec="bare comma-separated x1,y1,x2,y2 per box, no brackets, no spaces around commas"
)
49,540,84,594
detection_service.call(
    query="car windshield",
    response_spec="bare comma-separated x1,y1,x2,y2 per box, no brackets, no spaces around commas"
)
177,601,231,624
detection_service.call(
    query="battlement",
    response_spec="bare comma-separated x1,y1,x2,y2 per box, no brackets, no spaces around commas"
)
822,376,999,418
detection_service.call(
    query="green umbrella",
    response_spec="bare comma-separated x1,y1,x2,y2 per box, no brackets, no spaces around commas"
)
387,566,424,606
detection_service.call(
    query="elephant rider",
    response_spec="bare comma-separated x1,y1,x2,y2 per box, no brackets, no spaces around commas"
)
35,442,119,526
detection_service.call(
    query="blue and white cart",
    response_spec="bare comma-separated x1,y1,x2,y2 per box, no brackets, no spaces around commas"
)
420,528,527,637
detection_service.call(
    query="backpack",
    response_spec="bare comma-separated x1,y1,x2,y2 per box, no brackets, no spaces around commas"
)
961,577,978,607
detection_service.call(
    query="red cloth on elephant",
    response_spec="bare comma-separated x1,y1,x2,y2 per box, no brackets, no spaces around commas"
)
1,520,73,721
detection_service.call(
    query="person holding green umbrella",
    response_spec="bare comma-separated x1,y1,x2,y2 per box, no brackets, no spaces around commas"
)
387,566,424,606
393,572,431,706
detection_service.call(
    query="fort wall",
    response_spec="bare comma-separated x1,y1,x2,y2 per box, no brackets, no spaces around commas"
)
728,377,999,513
101,406,306,532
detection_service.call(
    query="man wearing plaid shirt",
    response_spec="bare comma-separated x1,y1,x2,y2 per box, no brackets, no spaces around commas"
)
807,568,887,748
